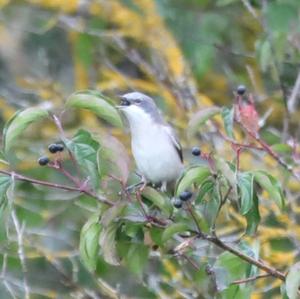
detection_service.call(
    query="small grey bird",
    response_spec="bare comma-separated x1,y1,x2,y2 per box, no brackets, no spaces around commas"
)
117,92,183,190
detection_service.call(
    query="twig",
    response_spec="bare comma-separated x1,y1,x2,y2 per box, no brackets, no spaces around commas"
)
52,114,81,176
235,117,299,180
231,273,271,284
0,170,113,206
186,202,202,234
204,234,286,281
181,254,200,271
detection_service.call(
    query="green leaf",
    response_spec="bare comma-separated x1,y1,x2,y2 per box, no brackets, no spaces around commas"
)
213,247,253,291
286,262,300,299
142,186,173,216
74,33,94,68
66,90,123,127
221,107,234,138
188,106,221,136
0,175,12,214
79,214,101,272
162,223,190,242
203,183,221,227
245,193,260,235
253,170,284,209
220,284,252,299
3,107,49,153
216,157,236,189
125,243,149,276
256,39,272,72
0,151,9,165
176,166,211,196
99,223,120,266
238,172,254,215
101,202,126,227
271,143,293,154
196,179,214,204
66,129,100,189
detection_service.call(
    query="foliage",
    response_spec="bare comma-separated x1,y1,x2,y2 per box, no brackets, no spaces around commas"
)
0,1,299,298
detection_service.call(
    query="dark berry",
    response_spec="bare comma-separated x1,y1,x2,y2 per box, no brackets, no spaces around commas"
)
179,191,193,201
237,85,246,95
38,156,50,166
173,198,182,209
192,147,201,156
55,143,64,152
48,143,64,153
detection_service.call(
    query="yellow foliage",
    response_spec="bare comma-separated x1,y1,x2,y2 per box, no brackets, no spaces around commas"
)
0,0,9,8
27,0,79,13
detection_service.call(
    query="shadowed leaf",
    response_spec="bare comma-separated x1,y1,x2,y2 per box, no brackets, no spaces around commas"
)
142,186,173,216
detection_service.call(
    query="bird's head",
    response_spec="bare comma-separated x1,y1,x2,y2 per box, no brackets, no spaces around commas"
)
117,92,163,125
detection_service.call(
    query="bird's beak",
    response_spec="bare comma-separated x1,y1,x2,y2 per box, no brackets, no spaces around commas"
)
116,96,130,109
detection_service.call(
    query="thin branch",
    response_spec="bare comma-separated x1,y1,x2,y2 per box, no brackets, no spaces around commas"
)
204,234,286,281
235,117,299,180
231,273,271,284
181,254,201,271
0,170,113,206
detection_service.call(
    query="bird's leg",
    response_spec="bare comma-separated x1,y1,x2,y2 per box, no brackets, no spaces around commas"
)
160,181,167,192
125,172,146,193
125,181,144,193
135,175,148,217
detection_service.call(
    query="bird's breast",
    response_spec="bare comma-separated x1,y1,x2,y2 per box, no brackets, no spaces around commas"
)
131,123,183,183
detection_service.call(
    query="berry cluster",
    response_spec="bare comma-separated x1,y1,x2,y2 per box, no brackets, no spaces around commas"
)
38,143,64,166
173,190,193,209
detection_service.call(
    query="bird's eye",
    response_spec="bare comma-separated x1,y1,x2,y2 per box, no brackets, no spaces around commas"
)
135,99,142,104
120,98,131,106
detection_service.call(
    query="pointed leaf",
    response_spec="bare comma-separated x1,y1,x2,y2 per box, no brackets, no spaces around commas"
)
125,243,149,276
99,223,120,266
286,262,300,299
216,157,236,189
66,90,123,127
245,193,260,235
176,166,211,196
4,107,49,152
65,129,100,189
79,214,101,272
253,170,284,209
188,106,221,136
196,179,214,204
238,172,254,215
162,223,190,242
221,106,234,138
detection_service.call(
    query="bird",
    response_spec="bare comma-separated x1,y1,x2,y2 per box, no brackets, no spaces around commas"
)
117,92,183,191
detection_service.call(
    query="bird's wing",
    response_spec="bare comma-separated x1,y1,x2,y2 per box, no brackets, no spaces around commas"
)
163,125,183,162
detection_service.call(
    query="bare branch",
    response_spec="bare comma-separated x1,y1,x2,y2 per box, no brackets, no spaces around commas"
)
0,170,113,206
232,273,271,284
